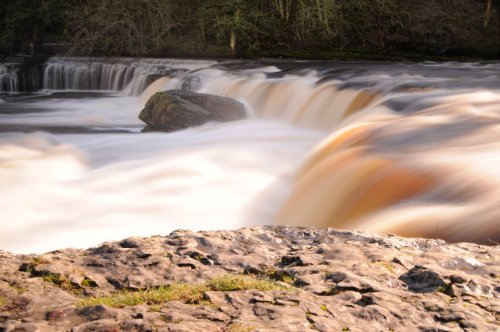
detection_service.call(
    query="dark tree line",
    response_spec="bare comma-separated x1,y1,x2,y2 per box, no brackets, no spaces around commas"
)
1,0,499,59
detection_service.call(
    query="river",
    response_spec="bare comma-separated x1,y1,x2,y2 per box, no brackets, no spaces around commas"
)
1,57,499,253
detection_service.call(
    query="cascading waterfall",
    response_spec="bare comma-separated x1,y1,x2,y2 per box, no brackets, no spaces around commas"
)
41,57,217,94
275,91,500,244
146,63,500,244
145,68,382,130
0,64,19,93
1,57,499,253
1,57,216,94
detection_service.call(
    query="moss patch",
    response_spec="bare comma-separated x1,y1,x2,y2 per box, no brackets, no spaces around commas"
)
80,277,98,288
0,297,7,306
227,323,254,332
78,283,206,307
9,283,27,294
78,274,291,308
374,261,395,274
41,273,82,295
18,256,49,273
437,283,452,295
207,274,291,292
256,266,295,285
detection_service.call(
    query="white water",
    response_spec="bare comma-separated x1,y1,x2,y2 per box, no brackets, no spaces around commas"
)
43,57,217,94
0,64,19,92
0,122,320,253
0,57,217,94
1,58,500,253
0,76,322,252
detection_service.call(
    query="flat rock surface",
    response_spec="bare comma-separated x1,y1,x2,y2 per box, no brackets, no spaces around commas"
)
0,225,498,331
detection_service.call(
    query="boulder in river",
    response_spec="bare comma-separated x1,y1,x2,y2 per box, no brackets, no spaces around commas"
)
139,90,247,132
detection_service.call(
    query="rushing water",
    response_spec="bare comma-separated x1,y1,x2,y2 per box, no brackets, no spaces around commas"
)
0,64,19,92
1,57,499,253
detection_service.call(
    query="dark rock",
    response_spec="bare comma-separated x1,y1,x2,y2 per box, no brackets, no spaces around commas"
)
45,309,65,321
139,90,246,132
355,295,376,306
449,275,467,284
399,265,445,292
71,319,120,332
119,319,152,332
119,238,141,249
77,305,118,321
280,254,322,267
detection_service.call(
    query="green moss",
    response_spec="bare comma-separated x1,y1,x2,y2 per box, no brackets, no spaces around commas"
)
41,273,82,295
148,304,162,312
207,274,292,292
77,274,291,308
228,323,254,332
374,261,395,274
30,256,49,266
9,284,26,294
319,304,328,311
259,266,294,284
280,275,294,284
437,283,452,294
41,273,61,284
342,327,351,332
79,282,207,307
80,277,98,288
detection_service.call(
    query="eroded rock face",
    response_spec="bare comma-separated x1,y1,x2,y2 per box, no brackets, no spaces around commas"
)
0,226,498,331
139,90,247,132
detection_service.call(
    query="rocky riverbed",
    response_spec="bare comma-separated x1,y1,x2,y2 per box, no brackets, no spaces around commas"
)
0,226,498,332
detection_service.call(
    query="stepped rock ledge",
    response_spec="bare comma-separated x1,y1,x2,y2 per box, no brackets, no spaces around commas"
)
0,225,498,331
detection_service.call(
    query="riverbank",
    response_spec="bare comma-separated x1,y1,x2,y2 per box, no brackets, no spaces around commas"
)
3,48,499,68
0,225,498,331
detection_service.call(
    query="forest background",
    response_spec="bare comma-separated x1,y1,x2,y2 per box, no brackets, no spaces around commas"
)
0,0,499,60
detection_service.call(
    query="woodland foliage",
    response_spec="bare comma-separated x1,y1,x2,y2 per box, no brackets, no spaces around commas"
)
0,0,498,58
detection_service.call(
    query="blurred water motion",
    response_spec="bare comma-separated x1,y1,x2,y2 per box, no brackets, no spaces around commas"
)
0,59,499,253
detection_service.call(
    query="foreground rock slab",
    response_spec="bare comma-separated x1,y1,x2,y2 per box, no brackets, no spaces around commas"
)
0,225,498,331
139,90,247,132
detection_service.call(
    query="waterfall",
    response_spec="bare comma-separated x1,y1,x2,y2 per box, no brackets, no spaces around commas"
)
1,57,216,94
141,63,500,244
1,58,500,252
0,64,19,93
41,57,217,95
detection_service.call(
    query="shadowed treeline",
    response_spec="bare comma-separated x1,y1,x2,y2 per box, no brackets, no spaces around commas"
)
0,0,499,60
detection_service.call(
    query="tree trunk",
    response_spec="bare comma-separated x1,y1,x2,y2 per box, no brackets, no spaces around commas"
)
230,30,236,55
484,0,492,27
274,0,290,22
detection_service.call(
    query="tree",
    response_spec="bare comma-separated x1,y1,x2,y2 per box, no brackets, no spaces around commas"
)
0,0,76,56
67,0,175,56
197,0,254,55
